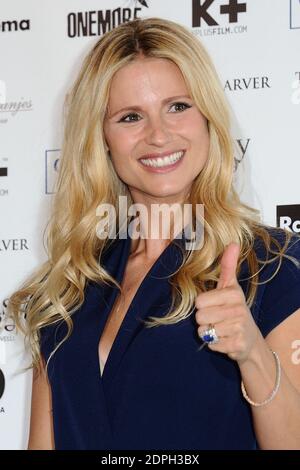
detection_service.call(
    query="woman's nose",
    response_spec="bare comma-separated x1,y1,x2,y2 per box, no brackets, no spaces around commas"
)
144,116,172,146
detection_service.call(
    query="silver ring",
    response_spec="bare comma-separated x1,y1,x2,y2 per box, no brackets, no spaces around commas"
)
199,323,219,344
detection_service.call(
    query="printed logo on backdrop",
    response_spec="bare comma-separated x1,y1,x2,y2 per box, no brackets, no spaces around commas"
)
0,297,16,372
0,367,5,411
0,167,7,177
290,0,300,29
0,298,15,410
277,205,300,234
0,80,6,104
0,157,8,197
192,0,248,36
234,138,250,171
67,0,149,38
0,369,5,403
45,149,60,194
292,71,300,104
0,80,7,124
224,76,271,92
0,18,30,33
0,239,29,253
0,96,33,124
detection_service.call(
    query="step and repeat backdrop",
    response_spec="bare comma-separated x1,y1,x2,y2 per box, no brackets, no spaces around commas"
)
0,0,299,449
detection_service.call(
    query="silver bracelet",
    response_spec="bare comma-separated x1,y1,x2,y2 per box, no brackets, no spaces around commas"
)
241,350,281,407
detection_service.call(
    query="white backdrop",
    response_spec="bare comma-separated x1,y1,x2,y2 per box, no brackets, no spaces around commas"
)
0,0,299,449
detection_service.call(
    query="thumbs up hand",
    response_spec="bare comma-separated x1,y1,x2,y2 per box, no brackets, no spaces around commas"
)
195,242,261,363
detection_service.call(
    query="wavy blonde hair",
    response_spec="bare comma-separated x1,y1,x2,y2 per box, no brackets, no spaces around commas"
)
7,17,299,372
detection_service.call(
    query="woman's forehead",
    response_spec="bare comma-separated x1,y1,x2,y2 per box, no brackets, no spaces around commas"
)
107,58,188,103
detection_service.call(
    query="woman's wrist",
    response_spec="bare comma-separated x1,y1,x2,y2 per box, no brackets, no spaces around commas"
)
237,335,278,405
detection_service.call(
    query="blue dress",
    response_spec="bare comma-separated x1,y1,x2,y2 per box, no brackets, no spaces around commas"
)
40,227,300,450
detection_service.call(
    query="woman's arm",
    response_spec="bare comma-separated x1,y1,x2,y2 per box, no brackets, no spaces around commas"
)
27,357,55,450
195,242,300,450
238,308,300,450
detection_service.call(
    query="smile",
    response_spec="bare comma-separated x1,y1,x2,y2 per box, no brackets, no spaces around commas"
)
139,150,185,169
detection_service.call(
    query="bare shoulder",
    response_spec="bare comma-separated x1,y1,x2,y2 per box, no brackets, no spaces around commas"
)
27,357,55,450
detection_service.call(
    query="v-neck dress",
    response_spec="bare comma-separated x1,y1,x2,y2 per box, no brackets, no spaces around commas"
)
39,227,300,450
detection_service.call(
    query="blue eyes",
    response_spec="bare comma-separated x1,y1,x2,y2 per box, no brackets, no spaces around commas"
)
118,102,192,123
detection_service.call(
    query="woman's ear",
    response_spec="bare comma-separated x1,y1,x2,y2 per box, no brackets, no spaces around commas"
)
104,140,110,153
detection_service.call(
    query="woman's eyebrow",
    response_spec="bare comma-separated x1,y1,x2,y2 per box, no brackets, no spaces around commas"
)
109,94,192,118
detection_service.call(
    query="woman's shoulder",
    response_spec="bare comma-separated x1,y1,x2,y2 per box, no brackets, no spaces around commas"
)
253,224,300,257
249,225,300,337
253,224,300,279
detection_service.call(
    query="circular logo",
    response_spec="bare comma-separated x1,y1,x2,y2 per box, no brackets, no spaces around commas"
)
0,368,5,399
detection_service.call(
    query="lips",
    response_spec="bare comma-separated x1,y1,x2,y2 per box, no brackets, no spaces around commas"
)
139,149,186,160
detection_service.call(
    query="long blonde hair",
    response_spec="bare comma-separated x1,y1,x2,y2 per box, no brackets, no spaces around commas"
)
7,17,299,371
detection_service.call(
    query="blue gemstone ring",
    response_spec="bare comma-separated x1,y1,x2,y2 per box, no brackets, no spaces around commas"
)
199,324,219,344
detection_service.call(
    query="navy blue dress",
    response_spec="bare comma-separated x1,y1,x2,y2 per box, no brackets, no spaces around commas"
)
40,227,300,450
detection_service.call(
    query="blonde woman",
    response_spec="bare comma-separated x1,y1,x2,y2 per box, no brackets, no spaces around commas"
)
9,17,300,450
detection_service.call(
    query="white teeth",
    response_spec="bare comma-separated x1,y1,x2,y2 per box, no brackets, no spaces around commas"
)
140,151,184,168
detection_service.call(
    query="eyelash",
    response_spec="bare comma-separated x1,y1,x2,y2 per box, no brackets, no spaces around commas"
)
118,102,192,123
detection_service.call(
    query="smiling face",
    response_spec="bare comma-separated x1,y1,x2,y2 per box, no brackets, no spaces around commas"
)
103,57,210,204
